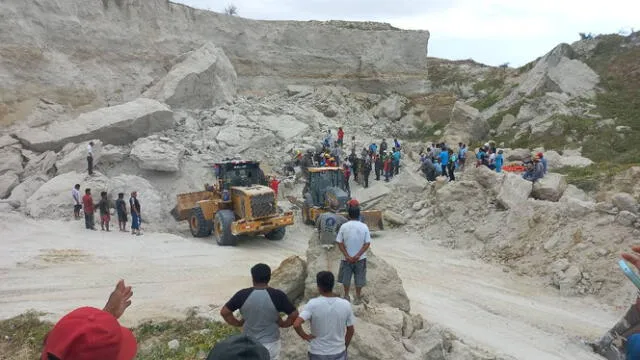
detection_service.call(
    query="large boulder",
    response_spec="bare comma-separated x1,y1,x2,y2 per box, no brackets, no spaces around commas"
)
374,94,406,121
612,193,638,214
15,99,174,152
143,42,237,109
443,101,489,145
55,140,103,175
468,165,504,192
542,150,593,170
497,174,533,209
23,150,57,178
532,173,567,202
270,256,307,302
0,135,19,149
98,145,130,165
0,147,24,176
0,172,20,199
252,115,310,141
26,171,111,219
7,174,48,207
505,148,531,162
303,233,410,312
130,136,184,172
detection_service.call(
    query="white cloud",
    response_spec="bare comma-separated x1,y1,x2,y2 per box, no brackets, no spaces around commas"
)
175,0,640,66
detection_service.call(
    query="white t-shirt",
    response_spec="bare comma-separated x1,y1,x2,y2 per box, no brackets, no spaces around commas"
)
299,296,355,356
335,220,371,259
87,143,93,156
71,188,80,205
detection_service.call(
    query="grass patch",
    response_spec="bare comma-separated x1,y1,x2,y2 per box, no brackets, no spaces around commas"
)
555,162,638,192
0,310,238,360
487,101,525,130
407,120,446,141
472,69,507,93
428,62,474,88
472,93,500,111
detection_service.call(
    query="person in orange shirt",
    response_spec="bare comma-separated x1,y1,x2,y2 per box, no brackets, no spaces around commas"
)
269,176,281,199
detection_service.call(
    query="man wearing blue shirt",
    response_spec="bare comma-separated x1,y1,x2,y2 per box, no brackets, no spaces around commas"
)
439,146,449,178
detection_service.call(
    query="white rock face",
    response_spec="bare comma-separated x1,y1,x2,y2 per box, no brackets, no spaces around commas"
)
0,172,20,199
0,148,24,176
143,42,237,109
56,140,103,175
374,95,406,121
7,174,48,207
255,115,310,141
98,145,129,165
23,151,57,178
130,136,185,172
269,256,307,302
443,101,489,145
542,150,593,170
0,135,19,148
15,99,174,152
497,113,516,133
532,173,568,202
612,193,638,214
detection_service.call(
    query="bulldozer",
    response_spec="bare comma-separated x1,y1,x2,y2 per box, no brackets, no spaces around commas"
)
172,160,294,246
291,166,384,230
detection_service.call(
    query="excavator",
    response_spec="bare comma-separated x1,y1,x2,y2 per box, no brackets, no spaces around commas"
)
172,160,294,246
288,166,384,230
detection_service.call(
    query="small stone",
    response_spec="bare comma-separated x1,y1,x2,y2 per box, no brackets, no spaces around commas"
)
616,211,638,227
168,339,180,350
544,238,559,251
434,130,442,136
199,329,211,335
412,201,424,211
595,248,610,256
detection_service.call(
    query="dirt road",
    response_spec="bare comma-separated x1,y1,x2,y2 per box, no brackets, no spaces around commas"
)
0,211,622,359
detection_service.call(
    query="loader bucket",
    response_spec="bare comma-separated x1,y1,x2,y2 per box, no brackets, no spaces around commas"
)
172,191,213,221
360,210,384,231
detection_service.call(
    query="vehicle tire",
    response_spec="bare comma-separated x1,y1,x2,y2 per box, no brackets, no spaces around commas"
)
189,207,212,237
214,210,237,246
265,227,286,241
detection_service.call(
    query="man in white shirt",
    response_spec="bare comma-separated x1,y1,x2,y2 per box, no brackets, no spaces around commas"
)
72,184,82,220
293,271,355,360
336,206,371,304
87,141,94,175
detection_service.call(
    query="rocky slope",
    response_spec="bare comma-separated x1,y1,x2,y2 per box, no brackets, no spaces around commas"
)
0,0,429,126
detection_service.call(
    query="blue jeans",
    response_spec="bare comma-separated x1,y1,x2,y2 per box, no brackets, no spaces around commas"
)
131,213,140,230
628,333,640,359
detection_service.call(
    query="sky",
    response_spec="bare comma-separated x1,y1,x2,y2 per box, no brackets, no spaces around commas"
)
175,0,640,67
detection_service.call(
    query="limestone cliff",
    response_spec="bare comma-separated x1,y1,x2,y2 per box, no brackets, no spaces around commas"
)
0,0,429,125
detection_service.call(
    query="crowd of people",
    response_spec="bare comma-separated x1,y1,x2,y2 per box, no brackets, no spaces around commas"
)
72,183,142,235
42,204,372,360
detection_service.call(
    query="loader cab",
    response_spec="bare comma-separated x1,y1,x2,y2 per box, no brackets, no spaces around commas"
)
215,161,266,188
305,167,349,209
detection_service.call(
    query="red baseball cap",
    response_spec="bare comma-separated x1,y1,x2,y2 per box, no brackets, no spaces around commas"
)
42,307,137,360
347,199,360,207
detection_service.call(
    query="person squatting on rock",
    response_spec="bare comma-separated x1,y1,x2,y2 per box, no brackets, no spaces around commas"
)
522,155,545,182
336,205,371,304
593,246,640,360
293,271,356,360
72,184,82,220
82,188,96,230
115,193,128,232
40,280,136,360
98,191,111,232
129,191,142,236
87,141,95,175
220,263,298,360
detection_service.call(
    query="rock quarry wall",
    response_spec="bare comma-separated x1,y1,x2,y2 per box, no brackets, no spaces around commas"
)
0,0,429,124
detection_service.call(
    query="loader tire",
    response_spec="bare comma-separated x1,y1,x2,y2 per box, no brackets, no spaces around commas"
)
214,210,237,246
265,227,286,241
189,207,212,238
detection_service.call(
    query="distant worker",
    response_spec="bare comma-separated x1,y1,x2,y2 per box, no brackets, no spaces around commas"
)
439,145,449,179
374,154,382,181
393,138,401,151
129,191,141,236
522,156,545,182
221,263,298,360
369,142,378,155
383,155,392,182
495,149,504,173
72,184,82,220
87,141,95,175
336,205,371,304
116,192,128,232
447,148,456,181
379,138,388,155
82,188,96,230
537,152,548,173
458,143,467,172
392,147,401,176
98,191,111,232
337,127,344,147
269,176,281,199
293,271,355,360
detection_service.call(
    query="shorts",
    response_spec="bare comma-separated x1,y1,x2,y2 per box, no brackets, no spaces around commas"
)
101,214,111,223
309,350,347,360
131,213,140,230
262,340,281,360
74,204,82,212
338,259,367,288
117,212,128,222
459,157,466,165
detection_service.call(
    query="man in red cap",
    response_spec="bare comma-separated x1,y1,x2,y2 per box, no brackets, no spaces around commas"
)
537,152,548,174
41,280,137,360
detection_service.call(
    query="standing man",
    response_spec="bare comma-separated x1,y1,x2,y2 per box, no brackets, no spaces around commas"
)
72,184,82,220
98,191,111,232
336,206,371,304
439,145,449,179
293,271,355,360
337,127,344,148
363,156,372,188
379,139,388,156
87,141,95,175
447,148,456,182
220,263,298,360
392,147,401,176
349,151,359,183
374,154,382,181
116,193,128,232
82,188,96,230
129,191,141,236
458,143,467,172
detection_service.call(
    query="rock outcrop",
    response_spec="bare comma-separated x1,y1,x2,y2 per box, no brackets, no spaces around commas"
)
143,42,237,109
55,140,102,175
0,148,23,176
532,173,568,202
612,193,638,214
0,172,20,198
7,174,48,207
443,101,489,145
15,99,174,152
130,136,184,172
270,256,307,302
497,173,532,209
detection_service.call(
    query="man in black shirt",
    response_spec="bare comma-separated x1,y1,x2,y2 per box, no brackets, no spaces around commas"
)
220,264,298,360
